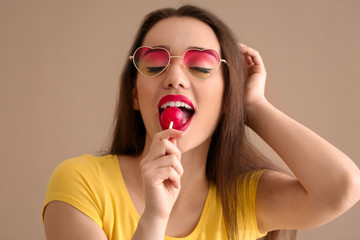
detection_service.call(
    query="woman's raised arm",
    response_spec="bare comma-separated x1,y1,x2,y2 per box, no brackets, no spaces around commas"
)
240,44,360,233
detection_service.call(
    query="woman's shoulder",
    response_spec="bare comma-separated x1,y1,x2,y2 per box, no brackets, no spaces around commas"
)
50,154,119,181
45,154,120,206
57,154,117,169
43,154,118,229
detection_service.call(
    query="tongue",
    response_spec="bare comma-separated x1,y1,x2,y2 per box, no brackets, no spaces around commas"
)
160,107,184,129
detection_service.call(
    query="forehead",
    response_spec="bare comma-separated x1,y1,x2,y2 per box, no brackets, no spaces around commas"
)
142,17,221,53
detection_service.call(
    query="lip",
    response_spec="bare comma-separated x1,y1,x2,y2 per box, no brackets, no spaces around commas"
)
158,95,194,110
158,95,195,131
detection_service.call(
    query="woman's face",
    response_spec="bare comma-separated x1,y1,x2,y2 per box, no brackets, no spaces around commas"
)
134,17,225,153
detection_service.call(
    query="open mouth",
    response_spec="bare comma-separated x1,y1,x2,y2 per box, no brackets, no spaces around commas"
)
158,95,195,131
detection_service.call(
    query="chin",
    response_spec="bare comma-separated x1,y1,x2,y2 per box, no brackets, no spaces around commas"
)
176,134,213,155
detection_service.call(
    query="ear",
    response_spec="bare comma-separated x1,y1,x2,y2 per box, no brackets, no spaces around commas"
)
132,87,140,110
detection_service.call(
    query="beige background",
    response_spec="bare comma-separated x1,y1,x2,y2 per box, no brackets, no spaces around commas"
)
1,0,359,239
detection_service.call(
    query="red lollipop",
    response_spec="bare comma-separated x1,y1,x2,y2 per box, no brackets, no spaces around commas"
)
160,107,184,130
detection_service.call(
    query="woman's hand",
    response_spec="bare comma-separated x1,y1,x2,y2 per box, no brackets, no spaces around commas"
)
139,129,184,221
240,43,268,107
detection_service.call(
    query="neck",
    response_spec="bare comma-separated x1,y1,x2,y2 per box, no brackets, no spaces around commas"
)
178,140,210,191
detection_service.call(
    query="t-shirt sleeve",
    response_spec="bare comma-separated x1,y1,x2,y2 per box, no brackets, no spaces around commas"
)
42,155,104,228
238,169,268,239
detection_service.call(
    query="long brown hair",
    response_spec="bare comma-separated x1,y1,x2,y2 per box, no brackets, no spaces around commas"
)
108,5,296,240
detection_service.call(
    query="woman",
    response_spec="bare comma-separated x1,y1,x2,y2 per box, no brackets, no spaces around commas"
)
42,5,360,240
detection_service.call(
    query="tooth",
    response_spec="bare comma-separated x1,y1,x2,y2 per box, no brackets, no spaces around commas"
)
160,101,193,110
160,103,167,109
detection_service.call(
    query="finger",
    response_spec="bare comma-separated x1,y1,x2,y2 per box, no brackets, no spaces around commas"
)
141,154,183,177
161,168,182,189
169,138,177,146
141,138,182,169
239,43,264,65
149,129,183,157
149,155,183,177
155,128,184,142
246,55,254,66
238,43,249,54
240,44,256,67
148,166,182,189
148,138,182,160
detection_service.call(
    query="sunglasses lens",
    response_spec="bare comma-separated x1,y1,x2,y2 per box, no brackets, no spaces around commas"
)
184,49,220,80
133,47,169,77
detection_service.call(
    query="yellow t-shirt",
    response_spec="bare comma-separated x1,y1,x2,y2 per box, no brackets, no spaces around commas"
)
43,154,267,239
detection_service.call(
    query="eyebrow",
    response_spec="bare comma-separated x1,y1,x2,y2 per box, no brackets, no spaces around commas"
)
188,46,205,50
152,45,206,51
149,45,219,58
152,45,169,49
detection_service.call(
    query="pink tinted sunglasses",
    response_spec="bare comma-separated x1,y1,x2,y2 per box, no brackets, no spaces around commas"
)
129,46,227,80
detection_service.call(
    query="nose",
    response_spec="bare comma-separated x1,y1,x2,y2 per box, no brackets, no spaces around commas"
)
162,58,190,89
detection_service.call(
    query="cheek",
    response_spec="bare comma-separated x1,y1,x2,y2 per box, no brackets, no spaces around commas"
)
211,86,225,118
198,78,225,120
209,76,225,109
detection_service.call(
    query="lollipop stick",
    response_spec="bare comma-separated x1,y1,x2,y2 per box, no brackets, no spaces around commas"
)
169,121,174,129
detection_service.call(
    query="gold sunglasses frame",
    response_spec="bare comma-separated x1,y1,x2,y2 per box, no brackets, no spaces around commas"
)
129,46,227,80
